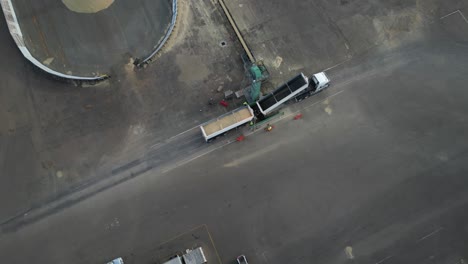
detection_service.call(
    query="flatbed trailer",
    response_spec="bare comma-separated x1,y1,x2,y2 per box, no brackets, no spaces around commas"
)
200,105,254,142
256,72,330,115
256,73,309,115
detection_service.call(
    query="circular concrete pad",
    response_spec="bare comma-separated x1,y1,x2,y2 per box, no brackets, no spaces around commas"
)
61,0,115,13
11,0,173,76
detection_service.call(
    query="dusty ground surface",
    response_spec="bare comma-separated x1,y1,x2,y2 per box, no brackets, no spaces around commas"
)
0,0,245,223
1,0,468,263
10,0,172,76
1,21,468,262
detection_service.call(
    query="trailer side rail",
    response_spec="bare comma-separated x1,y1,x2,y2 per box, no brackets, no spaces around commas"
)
200,106,254,141
257,73,309,115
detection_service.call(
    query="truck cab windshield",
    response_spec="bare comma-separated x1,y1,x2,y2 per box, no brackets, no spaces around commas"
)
310,77,319,92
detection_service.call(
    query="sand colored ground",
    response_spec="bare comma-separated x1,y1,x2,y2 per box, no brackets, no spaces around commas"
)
203,108,252,136
62,0,114,13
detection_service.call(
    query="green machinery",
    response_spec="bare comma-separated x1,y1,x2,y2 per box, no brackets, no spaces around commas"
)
241,54,269,104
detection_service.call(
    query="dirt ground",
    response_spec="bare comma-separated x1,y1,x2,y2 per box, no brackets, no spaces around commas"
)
0,0,246,223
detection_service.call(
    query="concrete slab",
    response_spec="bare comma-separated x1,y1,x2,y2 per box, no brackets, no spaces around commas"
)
225,0,351,86
224,0,468,86
10,0,173,76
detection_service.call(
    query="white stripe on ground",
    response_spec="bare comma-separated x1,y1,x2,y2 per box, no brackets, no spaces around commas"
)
417,227,444,242
440,10,468,24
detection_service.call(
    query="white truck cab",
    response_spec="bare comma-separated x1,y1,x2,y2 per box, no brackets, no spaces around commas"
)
312,72,330,90
295,71,330,101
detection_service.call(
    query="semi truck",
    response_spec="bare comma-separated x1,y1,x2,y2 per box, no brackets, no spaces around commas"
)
200,105,254,142
256,72,330,115
199,72,330,142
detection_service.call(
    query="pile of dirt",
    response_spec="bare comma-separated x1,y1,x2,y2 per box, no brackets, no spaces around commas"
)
62,0,114,13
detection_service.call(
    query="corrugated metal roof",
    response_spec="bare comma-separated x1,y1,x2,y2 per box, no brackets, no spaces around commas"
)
182,247,207,264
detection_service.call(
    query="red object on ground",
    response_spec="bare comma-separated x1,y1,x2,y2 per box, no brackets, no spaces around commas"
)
236,135,245,141
220,100,228,107
294,113,303,120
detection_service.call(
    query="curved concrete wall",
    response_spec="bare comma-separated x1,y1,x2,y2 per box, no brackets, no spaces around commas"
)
0,0,109,81
1,0,178,80
136,0,178,67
